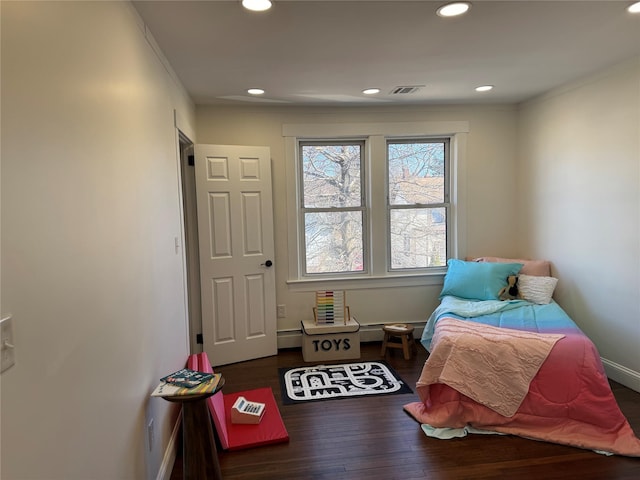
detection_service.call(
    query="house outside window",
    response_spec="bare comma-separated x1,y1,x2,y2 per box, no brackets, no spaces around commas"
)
387,139,449,270
283,121,468,290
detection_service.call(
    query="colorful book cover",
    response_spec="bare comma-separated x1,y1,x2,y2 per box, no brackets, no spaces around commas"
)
160,368,215,388
151,373,222,397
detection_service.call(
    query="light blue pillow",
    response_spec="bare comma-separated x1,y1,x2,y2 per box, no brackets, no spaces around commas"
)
440,259,523,301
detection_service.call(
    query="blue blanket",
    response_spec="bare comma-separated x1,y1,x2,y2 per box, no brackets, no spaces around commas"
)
421,295,581,351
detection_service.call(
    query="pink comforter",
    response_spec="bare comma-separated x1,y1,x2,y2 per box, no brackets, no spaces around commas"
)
404,320,640,456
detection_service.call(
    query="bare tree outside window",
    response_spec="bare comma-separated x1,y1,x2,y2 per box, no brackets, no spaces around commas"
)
298,137,449,276
388,140,448,269
300,142,364,274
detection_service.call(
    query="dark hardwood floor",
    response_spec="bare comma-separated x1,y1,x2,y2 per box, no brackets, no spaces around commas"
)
171,343,640,480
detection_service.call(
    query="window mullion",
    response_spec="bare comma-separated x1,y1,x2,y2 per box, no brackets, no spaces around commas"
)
286,123,464,283
302,206,363,214
390,203,450,210
368,135,387,275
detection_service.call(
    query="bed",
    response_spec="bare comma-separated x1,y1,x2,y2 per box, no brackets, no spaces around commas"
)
403,257,640,457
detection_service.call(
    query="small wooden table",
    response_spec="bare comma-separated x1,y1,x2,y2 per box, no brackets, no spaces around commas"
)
381,324,416,360
163,377,225,480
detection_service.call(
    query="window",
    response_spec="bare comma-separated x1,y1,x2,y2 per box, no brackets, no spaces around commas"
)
387,139,449,270
299,141,365,275
284,121,468,289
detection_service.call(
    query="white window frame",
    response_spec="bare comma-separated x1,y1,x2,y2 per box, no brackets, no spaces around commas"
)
386,137,451,272
298,139,368,276
284,121,469,292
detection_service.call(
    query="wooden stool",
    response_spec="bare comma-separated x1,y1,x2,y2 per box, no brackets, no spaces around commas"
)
381,323,416,360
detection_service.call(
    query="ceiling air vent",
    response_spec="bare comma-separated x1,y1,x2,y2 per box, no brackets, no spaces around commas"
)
390,85,423,95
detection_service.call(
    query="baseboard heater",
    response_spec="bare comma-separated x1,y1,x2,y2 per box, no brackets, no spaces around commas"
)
277,322,425,350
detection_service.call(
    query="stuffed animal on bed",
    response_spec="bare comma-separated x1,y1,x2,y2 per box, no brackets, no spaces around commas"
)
498,275,522,300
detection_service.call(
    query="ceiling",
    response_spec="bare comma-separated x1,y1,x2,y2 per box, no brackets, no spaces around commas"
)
132,0,640,107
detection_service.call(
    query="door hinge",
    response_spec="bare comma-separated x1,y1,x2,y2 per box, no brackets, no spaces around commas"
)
188,155,195,166
196,333,203,344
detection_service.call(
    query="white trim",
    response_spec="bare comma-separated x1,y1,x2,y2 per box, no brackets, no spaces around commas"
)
601,357,640,394
285,136,303,281
450,131,468,260
277,322,426,349
282,121,470,138
369,135,388,275
156,415,182,480
284,121,469,285
286,272,444,292
277,334,640,396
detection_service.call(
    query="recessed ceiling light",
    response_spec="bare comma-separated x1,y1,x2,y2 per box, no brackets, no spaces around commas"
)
437,2,471,18
247,88,265,95
242,0,272,12
475,85,493,92
362,88,381,95
628,2,640,14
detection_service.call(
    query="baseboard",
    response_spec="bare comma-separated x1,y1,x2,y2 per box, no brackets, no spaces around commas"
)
601,357,640,394
277,322,425,349
156,415,181,480
278,326,640,395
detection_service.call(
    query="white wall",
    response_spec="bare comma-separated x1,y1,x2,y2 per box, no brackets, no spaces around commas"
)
3,4,635,478
517,57,640,390
1,2,194,479
195,105,520,335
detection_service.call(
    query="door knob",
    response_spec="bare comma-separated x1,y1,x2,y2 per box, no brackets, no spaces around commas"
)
261,260,273,267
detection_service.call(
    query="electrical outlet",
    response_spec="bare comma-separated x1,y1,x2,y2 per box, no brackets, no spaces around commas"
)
147,418,154,451
1,315,15,373
277,304,286,318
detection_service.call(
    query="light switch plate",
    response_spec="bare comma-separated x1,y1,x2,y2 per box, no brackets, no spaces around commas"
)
1,315,16,373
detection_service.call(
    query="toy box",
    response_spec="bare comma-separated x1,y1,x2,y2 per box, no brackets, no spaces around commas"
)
301,318,360,362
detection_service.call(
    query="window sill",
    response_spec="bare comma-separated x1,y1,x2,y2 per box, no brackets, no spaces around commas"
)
286,271,445,292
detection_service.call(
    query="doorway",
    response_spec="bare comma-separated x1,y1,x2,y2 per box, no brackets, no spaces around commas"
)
178,133,203,354
178,139,278,365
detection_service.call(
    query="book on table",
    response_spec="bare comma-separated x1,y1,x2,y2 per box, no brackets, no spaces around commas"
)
160,368,215,387
151,371,222,397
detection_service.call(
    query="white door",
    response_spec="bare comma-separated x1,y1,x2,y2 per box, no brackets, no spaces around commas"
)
194,144,277,366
